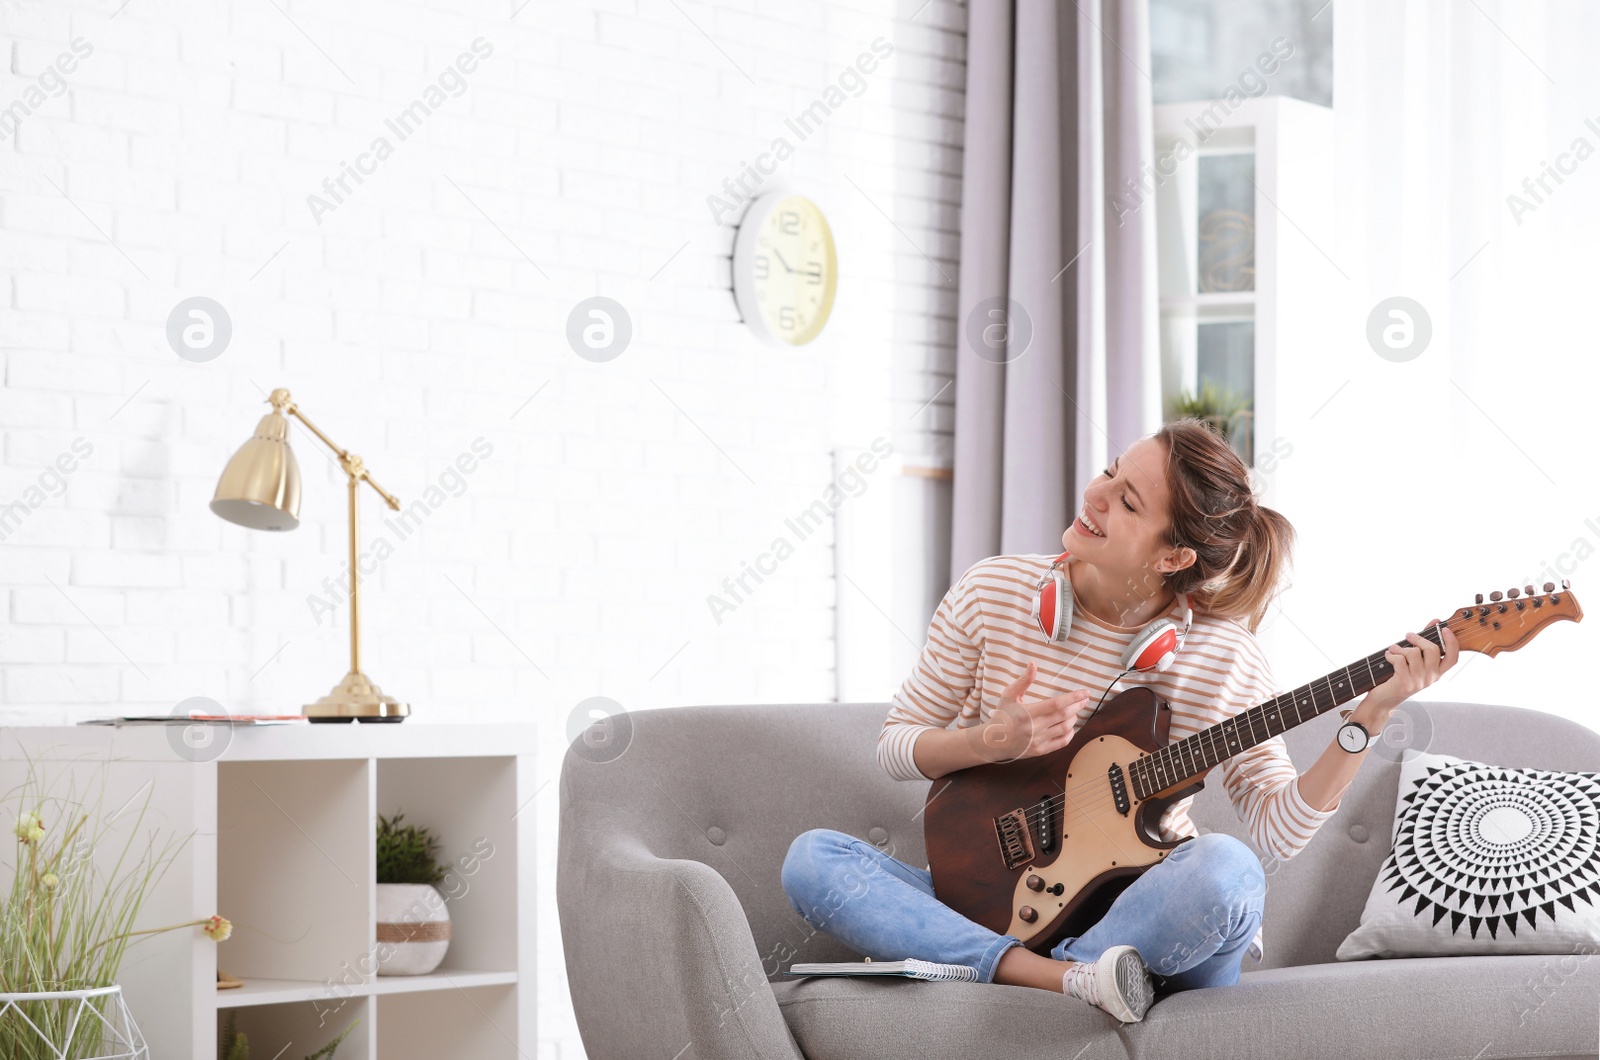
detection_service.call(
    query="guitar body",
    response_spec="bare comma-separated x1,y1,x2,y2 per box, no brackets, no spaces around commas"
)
924,687,1201,954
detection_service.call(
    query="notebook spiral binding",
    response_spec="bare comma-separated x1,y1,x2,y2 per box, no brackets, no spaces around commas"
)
904,958,978,982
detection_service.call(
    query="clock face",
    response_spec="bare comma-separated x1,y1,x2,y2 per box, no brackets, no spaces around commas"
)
744,195,837,346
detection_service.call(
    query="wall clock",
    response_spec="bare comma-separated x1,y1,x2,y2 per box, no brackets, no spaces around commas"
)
732,191,838,346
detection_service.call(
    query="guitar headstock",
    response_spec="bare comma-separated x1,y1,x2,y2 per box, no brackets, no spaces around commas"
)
1449,581,1583,657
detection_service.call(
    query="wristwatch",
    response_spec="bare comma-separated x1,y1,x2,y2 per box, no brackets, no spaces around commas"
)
1336,708,1376,754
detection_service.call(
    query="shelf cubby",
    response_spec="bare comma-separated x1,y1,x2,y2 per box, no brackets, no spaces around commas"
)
375,755,520,975
219,758,372,986
376,982,520,1060
218,996,375,1060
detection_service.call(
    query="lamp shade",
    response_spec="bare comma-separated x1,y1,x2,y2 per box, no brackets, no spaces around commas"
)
210,411,302,531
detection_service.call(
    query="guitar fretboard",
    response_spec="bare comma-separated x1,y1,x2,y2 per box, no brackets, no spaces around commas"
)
1129,623,1447,800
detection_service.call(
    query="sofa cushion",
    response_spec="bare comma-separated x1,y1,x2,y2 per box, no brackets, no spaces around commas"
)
771,975,1129,1060
1337,751,1600,959
772,954,1600,1060
1131,954,1600,1060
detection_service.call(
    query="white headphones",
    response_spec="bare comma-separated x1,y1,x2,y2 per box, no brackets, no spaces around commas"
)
1030,550,1194,672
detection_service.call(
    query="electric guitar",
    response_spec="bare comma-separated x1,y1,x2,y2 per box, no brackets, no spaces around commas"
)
923,582,1584,953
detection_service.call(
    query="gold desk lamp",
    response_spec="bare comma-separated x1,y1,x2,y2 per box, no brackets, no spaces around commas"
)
210,387,409,723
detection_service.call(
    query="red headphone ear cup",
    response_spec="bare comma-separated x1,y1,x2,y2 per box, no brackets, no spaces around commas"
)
1125,621,1180,672
1032,571,1070,642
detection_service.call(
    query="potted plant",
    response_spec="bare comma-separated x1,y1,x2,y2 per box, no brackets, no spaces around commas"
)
2,763,231,1060
374,811,451,976
1169,381,1254,464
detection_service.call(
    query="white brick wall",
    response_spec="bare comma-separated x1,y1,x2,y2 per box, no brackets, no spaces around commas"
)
0,0,966,1054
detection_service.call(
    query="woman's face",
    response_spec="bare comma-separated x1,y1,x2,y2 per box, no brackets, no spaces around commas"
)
1063,436,1183,586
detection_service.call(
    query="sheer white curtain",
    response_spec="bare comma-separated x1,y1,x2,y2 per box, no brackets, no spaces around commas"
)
1267,0,1600,728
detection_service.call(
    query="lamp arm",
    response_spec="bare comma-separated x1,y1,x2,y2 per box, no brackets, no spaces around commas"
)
269,388,401,511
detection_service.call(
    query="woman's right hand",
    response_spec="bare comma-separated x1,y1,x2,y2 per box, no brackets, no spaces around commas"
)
973,661,1091,764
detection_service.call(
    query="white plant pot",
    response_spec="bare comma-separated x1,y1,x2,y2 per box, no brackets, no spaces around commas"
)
375,882,451,976
0,984,149,1059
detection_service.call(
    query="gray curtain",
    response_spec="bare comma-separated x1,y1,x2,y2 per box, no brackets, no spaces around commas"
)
949,0,1159,581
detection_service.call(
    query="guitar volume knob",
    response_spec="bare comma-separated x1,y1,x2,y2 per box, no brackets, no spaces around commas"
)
1018,906,1038,923
1025,874,1045,892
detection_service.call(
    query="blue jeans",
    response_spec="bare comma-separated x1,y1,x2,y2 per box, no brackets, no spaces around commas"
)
780,828,1264,992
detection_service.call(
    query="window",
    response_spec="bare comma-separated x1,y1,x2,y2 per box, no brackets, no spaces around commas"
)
1150,0,1333,469
1150,0,1333,108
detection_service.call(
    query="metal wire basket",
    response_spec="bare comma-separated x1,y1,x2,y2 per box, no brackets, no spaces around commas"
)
0,985,149,1060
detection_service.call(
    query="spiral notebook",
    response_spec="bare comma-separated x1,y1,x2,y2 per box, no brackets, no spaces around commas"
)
784,958,977,982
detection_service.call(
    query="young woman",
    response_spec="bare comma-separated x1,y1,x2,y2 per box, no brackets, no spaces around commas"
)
781,419,1459,1022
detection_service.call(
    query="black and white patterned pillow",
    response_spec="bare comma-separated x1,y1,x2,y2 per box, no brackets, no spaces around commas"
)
1337,750,1600,959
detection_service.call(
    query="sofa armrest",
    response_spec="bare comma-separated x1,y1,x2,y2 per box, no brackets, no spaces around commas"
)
559,825,805,1060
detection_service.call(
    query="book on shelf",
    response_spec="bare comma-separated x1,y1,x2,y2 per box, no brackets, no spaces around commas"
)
78,714,309,726
783,958,977,982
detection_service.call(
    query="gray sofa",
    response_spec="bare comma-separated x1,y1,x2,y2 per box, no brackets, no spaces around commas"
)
557,700,1600,1059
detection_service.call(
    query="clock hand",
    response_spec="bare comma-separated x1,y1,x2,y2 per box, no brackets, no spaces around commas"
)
772,249,795,273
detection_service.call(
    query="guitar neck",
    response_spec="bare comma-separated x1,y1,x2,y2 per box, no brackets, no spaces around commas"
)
1130,623,1449,799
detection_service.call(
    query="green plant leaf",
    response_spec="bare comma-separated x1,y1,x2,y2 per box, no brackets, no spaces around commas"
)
304,1018,360,1060
1168,379,1251,423
375,811,446,886
0,751,192,1028
221,1009,249,1060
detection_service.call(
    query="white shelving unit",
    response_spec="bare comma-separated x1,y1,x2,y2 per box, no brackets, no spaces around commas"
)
0,723,538,1059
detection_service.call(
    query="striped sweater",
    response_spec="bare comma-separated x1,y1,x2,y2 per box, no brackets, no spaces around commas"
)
880,553,1345,966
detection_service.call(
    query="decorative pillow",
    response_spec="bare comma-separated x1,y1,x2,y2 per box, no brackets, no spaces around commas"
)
1336,750,1600,959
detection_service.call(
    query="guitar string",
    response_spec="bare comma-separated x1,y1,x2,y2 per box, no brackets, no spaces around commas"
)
1006,610,1500,835
1011,620,1451,830
1015,598,1560,835
1017,642,1411,833
1014,618,1462,833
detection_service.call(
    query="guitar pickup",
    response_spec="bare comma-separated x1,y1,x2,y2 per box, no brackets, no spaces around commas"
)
995,808,1036,871
1033,794,1056,855
1108,762,1130,816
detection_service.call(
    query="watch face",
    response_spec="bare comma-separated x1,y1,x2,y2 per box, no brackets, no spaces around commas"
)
1338,723,1369,753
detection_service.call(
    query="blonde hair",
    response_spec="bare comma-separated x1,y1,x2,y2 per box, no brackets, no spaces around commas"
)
1154,419,1293,633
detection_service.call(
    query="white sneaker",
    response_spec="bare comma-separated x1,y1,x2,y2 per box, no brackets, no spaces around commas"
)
1062,944,1155,1023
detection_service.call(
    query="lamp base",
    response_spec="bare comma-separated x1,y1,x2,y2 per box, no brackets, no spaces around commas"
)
304,671,410,723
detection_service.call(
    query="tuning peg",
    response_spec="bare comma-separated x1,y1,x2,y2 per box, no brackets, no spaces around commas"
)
1562,579,1571,589
1545,581,1557,592
1475,593,1484,605
1525,585,1535,596
1490,591,1503,602
1508,587,1520,598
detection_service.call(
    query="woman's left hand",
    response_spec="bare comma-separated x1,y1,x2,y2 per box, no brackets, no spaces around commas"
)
1365,620,1460,715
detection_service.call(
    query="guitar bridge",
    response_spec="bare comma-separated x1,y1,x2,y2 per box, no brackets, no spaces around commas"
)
995,808,1036,871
